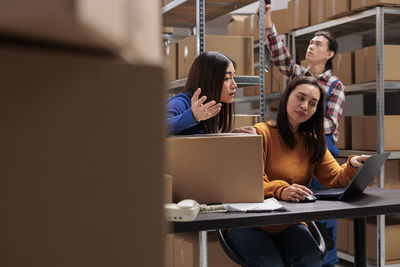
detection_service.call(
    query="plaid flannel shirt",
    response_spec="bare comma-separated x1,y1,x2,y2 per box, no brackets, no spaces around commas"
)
265,25,345,141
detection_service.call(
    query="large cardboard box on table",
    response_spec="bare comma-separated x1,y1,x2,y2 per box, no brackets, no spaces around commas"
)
352,0,400,11
0,45,165,267
165,134,264,204
174,232,240,267
326,0,351,19
288,0,310,31
351,116,400,151
355,45,400,83
0,0,162,64
178,34,254,79
271,8,290,35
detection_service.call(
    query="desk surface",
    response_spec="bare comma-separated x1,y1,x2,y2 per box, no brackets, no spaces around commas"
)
170,187,400,233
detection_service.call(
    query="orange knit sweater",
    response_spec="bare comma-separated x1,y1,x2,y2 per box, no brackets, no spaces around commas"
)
254,121,359,235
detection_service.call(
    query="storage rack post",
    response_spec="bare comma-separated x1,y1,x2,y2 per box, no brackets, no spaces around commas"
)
196,0,205,55
376,6,385,267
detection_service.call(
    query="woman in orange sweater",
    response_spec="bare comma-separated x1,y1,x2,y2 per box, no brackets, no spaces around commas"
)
228,76,368,267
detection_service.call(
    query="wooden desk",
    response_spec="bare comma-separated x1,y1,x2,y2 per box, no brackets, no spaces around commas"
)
169,187,400,267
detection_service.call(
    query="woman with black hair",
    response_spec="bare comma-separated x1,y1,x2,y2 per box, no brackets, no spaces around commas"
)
166,51,237,135
228,77,368,267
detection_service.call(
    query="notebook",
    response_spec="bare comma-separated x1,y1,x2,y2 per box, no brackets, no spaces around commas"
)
312,152,391,200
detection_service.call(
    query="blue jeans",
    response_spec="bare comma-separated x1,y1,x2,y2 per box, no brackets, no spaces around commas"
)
226,224,324,267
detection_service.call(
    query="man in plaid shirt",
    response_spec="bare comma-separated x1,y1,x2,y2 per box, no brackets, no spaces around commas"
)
262,3,345,267
263,9,345,158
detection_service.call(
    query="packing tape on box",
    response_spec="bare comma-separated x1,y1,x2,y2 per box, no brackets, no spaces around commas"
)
295,1,299,27
331,0,336,15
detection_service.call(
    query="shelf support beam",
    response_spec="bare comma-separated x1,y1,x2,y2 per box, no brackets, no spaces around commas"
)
196,0,205,55
376,6,385,267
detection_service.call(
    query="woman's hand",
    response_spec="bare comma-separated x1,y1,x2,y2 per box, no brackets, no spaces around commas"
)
257,2,273,29
231,126,258,135
191,88,222,122
350,154,370,168
281,184,313,203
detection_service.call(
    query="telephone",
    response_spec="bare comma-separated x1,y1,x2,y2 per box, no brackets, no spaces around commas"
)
164,199,200,222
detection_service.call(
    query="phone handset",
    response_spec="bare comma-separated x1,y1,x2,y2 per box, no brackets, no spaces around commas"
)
164,199,200,222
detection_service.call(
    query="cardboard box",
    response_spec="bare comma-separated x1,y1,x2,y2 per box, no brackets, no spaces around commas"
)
227,15,248,36
311,0,327,25
271,66,286,93
0,46,165,266
165,174,173,203
351,0,400,11
355,45,400,83
164,43,178,82
288,0,310,31
243,68,272,96
336,219,349,253
271,8,290,35
351,116,400,151
370,160,400,186
244,14,259,42
233,114,261,129
366,217,400,264
165,134,264,204
0,0,162,64
178,35,254,79
332,51,354,85
326,0,351,19
336,116,352,149
165,234,174,267
174,232,240,267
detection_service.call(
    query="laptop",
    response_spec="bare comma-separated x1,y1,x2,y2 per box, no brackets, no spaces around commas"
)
312,152,391,200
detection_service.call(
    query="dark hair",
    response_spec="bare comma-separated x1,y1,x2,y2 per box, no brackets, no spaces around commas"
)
275,76,326,164
314,31,338,72
184,51,236,133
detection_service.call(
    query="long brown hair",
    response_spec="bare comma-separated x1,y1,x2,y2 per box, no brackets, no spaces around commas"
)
184,51,235,133
275,77,326,164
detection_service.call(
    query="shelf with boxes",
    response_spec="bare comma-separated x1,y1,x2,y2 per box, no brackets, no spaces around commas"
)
289,3,400,266
291,5,400,155
162,0,258,28
162,0,268,119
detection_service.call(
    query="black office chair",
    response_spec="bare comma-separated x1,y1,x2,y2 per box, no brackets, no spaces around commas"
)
216,221,327,266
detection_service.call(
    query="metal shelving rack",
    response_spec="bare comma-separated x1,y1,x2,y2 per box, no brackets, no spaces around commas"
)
291,6,400,267
162,0,267,120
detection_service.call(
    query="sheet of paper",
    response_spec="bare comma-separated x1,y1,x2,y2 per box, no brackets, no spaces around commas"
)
225,198,286,212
